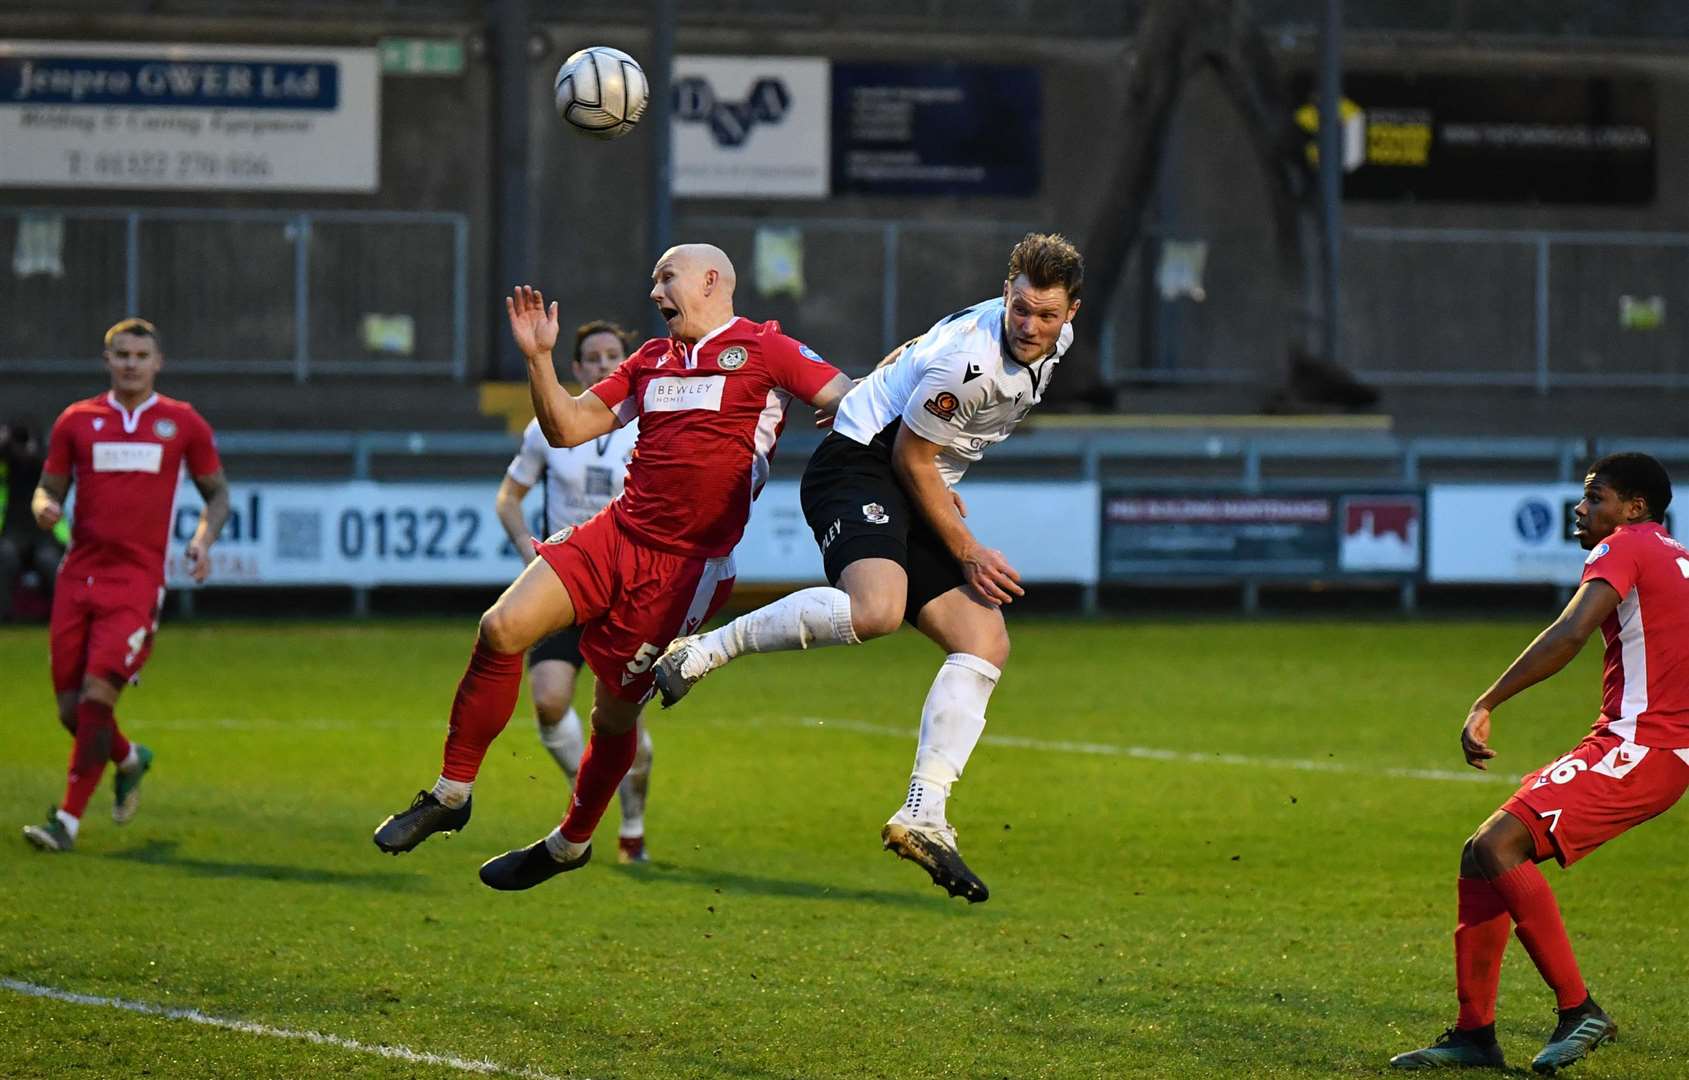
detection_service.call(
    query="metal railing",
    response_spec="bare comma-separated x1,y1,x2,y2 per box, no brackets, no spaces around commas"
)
0,206,470,382
1342,226,1689,392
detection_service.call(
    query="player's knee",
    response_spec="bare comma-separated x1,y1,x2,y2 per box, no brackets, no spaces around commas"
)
1459,837,1482,878
974,627,1011,670
1467,822,1528,878
848,593,904,640
478,605,528,654
532,690,568,725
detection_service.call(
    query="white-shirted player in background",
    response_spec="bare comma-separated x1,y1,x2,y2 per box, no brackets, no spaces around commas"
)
654,233,1083,903
494,319,652,863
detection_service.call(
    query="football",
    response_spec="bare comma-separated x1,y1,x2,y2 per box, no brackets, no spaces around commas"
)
554,46,649,140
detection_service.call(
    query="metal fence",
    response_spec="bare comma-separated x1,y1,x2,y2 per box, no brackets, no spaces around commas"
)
0,207,470,381
677,213,1038,374
1341,227,1689,392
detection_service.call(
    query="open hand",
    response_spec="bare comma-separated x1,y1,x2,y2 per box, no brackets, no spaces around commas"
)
506,285,560,359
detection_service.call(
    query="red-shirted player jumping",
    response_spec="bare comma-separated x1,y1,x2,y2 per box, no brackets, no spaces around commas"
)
22,318,230,853
373,244,853,889
1392,453,1687,1074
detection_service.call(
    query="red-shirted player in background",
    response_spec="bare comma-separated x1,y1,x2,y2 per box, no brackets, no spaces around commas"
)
373,244,853,890
1392,453,1687,1074
22,318,230,853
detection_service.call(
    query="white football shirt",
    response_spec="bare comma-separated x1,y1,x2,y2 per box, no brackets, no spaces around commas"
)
506,417,641,535
831,296,1072,486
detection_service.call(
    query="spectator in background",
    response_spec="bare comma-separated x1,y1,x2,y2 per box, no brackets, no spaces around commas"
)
0,418,66,621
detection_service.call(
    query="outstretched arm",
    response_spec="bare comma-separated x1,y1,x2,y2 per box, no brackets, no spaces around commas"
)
185,469,231,583
506,285,618,448
891,424,1022,606
1460,580,1620,769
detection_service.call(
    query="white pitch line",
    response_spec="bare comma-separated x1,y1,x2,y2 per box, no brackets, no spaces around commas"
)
0,978,567,1080
770,716,1506,785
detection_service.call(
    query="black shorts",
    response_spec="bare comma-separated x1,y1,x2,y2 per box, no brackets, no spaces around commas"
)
799,427,966,622
529,624,585,669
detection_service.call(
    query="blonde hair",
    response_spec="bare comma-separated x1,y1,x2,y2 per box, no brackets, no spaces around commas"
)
104,317,161,350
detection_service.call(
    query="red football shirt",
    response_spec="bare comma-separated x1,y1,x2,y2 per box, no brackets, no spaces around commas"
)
45,392,221,584
589,316,840,558
1579,520,1689,748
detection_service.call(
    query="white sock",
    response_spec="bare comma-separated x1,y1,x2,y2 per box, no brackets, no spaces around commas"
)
543,826,590,863
618,726,654,838
117,746,140,773
56,809,80,839
900,653,1001,826
685,587,859,675
538,707,585,778
430,776,472,809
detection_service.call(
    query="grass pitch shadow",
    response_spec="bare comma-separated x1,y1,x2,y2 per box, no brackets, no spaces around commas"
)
104,839,422,892
623,860,946,909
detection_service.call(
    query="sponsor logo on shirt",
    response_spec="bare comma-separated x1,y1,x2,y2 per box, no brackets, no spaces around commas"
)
716,346,749,371
92,441,163,473
922,392,960,422
644,375,726,413
862,503,889,525
1585,542,1610,564
798,343,826,364
153,418,177,440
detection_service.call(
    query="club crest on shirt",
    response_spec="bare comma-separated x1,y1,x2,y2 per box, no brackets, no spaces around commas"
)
153,418,177,440
717,346,748,371
92,417,105,431
862,502,890,525
1585,542,1610,564
923,392,960,422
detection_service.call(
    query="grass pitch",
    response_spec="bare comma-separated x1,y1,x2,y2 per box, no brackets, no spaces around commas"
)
2,616,1685,1079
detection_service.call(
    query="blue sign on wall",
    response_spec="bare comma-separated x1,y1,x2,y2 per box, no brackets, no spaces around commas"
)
831,63,1040,197
0,56,340,110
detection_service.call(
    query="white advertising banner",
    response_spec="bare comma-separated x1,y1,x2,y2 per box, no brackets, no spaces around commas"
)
0,41,379,191
1427,484,1587,584
671,55,829,198
163,479,1101,589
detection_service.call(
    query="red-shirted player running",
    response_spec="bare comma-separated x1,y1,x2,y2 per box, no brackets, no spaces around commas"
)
22,318,230,853
372,244,853,890
1392,453,1687,1074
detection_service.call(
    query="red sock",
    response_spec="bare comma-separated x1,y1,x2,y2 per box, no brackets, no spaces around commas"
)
559,726,638,843
1491,861,1588,1010
61,699,116,819
439,641,525,783
109,723,132,765
1455,876,1512,1029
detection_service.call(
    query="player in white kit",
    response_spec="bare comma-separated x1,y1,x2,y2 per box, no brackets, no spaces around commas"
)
494,320,651,863
653,233,1083,902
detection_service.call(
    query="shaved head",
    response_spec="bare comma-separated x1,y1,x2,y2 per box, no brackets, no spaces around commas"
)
659,244,736,289
649,242,739,343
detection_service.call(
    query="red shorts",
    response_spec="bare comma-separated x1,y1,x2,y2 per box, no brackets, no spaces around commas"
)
50,570,165,693
1501,728,1689,867
535,510,736,703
